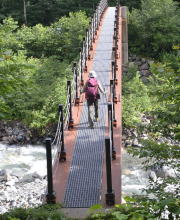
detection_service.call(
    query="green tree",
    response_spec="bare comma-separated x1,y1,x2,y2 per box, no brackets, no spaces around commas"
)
147,53,180,139
122,65,152,128
0,0,98,26
0,13,88,130
17,11,89,60
129,0,180,58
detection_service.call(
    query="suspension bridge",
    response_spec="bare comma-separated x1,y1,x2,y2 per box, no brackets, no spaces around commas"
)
45,0,128,210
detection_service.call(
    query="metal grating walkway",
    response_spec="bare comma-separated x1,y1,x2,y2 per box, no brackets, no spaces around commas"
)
63,7,115,208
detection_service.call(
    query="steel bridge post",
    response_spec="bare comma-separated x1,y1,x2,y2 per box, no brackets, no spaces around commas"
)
45,138,56,204
90,20,93,51
108,103,116,159
73,63,80,106
67,80,74,129
110,77,117,105
113,46,118,71
58,105,66,161
112,61,118,86
79,49,84,86
84,35,88,72
105,137,115,205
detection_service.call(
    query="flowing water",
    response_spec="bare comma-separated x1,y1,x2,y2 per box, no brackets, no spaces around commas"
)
122,149,149,196
0,144,46,177
0,144,149,195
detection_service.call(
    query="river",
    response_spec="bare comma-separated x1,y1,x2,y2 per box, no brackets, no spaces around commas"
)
0,144,149,196
0,144,47,178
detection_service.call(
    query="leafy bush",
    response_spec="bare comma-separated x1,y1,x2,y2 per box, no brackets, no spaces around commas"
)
0,204,71,220
17,11,89,61
147,53,180,138
128,139,180,219
122,65,152,128
0,12,88,131
0,50,38,120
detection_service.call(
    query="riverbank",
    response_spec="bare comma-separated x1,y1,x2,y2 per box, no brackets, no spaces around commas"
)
0,144,47,214
0,121,54,145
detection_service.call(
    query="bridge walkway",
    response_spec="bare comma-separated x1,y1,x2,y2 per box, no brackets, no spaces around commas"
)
53,6,122,208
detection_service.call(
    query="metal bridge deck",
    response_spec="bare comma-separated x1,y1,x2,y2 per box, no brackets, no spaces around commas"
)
63,7,115,208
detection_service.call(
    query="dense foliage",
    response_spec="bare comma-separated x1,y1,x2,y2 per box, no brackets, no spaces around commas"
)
0,0,99,26
0,204,73,220
147,54,180,139
129,0,180,58
122,52,180,139
122,65,152,128
0,12,89,131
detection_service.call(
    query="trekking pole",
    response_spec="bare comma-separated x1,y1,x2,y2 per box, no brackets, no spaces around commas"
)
105,137,115,205
67,80,74,129
45,138,56,204
108,103,116,159
58,105,66,162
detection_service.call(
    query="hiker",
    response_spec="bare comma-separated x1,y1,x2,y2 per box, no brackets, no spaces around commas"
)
81,70,105,129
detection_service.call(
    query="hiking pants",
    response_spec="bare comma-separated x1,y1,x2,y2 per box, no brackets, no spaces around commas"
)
87,100,98,127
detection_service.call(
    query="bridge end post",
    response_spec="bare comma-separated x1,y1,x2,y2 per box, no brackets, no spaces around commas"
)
108,103,116,159
45,138,56,204
105,137,115,206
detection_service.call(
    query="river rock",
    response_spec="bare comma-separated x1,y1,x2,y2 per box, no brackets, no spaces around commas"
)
149,171,157,182
132,138,139,147
140,70,152,77
32,172,43,180
10,200,17,207
132,130,138,137
6,179,16,187
0,169,11,182
140,76,150,83
139,63,150,70
20,174,34,183
0,121,34,145
141,58,147,63
17,135,24,142
128,62,135,68
162,166,177,178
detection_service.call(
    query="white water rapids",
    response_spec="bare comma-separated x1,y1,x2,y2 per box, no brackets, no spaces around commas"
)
0,144,149,196
0,144,47,178
122,150,149,196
